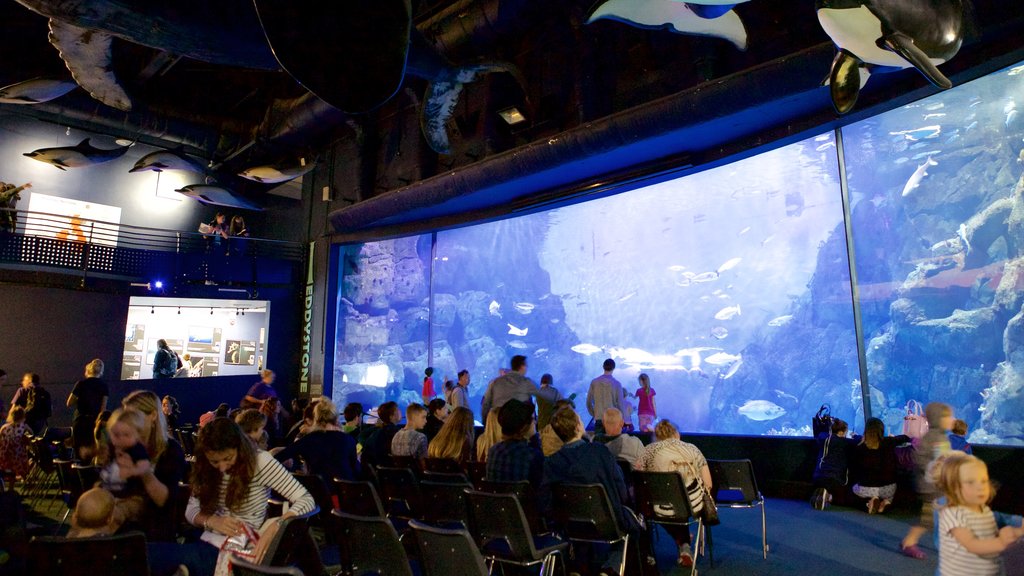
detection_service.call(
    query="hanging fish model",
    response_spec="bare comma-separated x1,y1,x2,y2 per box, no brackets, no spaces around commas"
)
23,138,130,170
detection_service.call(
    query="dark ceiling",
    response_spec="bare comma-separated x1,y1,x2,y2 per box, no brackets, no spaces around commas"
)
1,1,1022,229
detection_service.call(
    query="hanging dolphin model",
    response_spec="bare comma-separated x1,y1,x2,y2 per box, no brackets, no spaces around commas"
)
129,149,207,174
176,184,264,211
0,77,77,104
23,138,131,170
816,0,965,114
586,0,750,50
238,157,316,184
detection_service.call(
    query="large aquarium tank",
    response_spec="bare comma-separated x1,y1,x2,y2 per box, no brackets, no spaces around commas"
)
333,59,1024,443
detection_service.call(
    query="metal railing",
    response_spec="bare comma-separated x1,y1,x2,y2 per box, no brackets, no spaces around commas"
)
0,208,304,280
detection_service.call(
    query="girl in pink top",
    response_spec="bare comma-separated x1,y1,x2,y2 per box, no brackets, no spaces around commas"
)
422,367,435,402
636,373,657,432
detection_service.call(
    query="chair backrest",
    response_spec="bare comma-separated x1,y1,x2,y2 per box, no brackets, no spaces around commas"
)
409,519,489,576
550,483,624,542
632,470,697,524
465,489,542,560
177,429,196,456
229,556,304,576
291,473,335,513
424,457,462,474
422,471,471,485
54,459,84,505
419,480,471,526
72,463,101,491
376,466,421,517
333,478,386,517
29,532,151,576
260,508,323,576
30,438,57,473
708,459,761,504
475,480,544,534
389,455,421,472
465,461,487,487
332,510,414,576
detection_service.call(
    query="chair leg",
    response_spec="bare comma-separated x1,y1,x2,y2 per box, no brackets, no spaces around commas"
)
761,500,768,559
691,521,702,576
619,534,629,576
705,521,714,569
57,507,70,534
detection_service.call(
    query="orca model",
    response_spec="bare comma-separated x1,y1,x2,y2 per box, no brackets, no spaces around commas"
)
816,0,965,114
587,0,750,50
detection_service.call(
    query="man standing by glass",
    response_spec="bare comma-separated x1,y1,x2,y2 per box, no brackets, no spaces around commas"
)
481,356,539,417
587,358,622,434
536,373,562,430
451,369,471,411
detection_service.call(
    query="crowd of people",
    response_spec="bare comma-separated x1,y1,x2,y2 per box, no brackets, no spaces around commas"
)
4,353,1024,575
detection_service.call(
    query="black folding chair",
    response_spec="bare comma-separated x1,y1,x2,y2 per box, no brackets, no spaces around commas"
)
409,519,489,576
389,455,422,473
229,556,304,576
29,531,150,576
422,471,471,485
376,466,422,519
261,506,324,576
73,462,100,490
465,489,567,576
476,479,547,535
419,479,472,527
291,473,339,542
332,510,414,576
632,470,704,575
550,483,640,576
708,459,768,559
53,458,84,532
332,478,387,518
424,457,462,474
465,461,487,488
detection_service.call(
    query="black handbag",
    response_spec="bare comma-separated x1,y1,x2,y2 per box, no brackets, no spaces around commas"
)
700,487,720,526
812,404,833,437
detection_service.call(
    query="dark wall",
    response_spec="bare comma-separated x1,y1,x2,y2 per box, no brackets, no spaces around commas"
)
0,282,128,421
108,375,257,427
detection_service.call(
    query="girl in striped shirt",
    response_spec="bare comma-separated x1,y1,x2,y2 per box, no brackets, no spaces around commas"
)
936,453,1023,576
185,417,315,561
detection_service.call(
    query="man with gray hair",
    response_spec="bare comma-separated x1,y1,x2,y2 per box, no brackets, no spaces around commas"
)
595,407,644,467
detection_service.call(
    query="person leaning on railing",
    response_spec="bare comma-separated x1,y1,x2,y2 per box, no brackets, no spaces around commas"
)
0,181,31,233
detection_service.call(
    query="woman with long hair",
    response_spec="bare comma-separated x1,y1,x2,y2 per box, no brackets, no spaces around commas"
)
852,417,909,514
274,398,359,483
428,406,475,463
161,395,180,430
475,408,502,462
185,418,314,571
121,390,187,541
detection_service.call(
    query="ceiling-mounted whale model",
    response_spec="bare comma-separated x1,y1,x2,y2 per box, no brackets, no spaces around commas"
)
176,184,264,211
12,0,520,154
0,77,77,104
586,0,750,50
23,138,130,170
129,149,207,174
816,0,966,114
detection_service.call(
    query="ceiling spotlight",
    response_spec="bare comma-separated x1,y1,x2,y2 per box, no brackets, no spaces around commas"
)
497,106,527,125
151,306,154,314
114,138,133,146
154,280,163,289
65,126,71,136
210,308,214,315
177,307,181,315
236,309,240,316
241,309,245,316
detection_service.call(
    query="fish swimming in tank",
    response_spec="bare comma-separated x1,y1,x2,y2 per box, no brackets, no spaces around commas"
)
513,302,535,314
714,304,741,321
704,352,741,366
710,326,729,340
507,324,528,336
767,314,795,327
507,340,529,349
489,300,501,317
901,157,937,197
716,257,742,274
737,400,786,421
571,343,603,355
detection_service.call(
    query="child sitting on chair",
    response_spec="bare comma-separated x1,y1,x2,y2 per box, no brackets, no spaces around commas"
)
67,487,115,538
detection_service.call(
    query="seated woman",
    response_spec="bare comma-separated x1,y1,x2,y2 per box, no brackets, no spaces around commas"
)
359,401,401,468
811,418,860,509
0,406,32,479
474,408,502,463
184,418,315,573
274,398,359,484
635,419,711,568
120,390,187,542
852,417,909,514
427,406,475,465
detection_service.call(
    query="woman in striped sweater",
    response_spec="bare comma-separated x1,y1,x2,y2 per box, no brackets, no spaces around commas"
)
185,417,314,569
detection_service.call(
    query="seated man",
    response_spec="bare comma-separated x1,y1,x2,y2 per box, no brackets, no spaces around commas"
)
391,403,428,460
486,399,543,487
594,408,644,467
542,406,650,573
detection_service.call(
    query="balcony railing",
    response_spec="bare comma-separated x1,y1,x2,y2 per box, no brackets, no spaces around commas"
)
0,208,304,281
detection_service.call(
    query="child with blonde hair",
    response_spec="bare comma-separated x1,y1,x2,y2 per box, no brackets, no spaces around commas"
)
67,487,115,538
935,452,1023,575
99,408,150,528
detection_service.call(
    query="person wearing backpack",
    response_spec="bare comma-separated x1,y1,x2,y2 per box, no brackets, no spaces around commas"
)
152,339,178,379
10,372,51,434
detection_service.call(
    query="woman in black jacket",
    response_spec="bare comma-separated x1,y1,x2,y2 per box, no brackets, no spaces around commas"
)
851,417,910,514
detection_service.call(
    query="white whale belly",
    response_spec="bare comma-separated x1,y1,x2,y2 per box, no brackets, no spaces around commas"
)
818,6,924,68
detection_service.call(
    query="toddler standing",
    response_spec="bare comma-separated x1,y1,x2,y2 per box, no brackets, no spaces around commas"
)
901,402,955,559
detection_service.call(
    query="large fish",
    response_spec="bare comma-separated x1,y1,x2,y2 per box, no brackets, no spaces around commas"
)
889,125,942,141
587,0,749,50
571,343,603,356
737,400,786,421
705,352,742,365
817,0,965,114
716,257,742,274
767,314,795,327
175,184,264,211
722,358,743,379
507,324,528,337
130,149,206,174
901,157,938,197
0,77,77,104
23,138,130,170
238,158,316,184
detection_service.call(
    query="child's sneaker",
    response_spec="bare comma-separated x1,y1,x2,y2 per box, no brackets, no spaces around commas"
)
900,544,926,559
678,543,694,567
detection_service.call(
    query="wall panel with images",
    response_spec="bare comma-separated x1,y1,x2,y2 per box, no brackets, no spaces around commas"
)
121,296,270,379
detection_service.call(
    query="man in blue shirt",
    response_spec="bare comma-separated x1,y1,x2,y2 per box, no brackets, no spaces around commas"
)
243,369,279,408
486,399,543,487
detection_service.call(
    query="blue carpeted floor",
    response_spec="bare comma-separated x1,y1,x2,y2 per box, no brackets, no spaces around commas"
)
651,498,938,576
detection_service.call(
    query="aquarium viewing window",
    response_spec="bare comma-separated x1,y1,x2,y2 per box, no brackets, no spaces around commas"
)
331,59,1024,445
